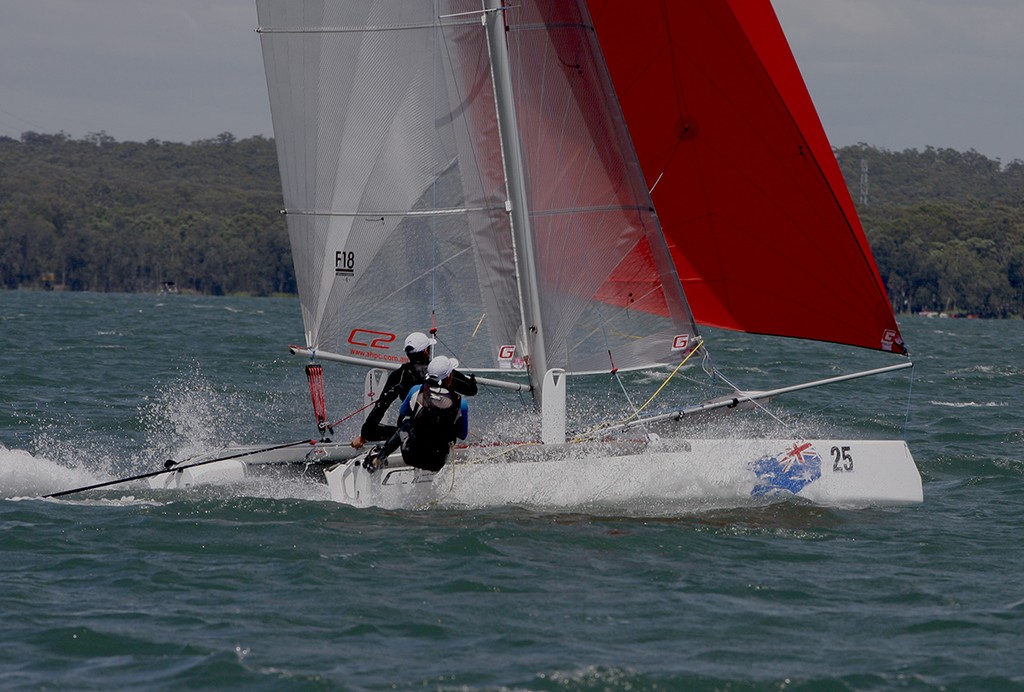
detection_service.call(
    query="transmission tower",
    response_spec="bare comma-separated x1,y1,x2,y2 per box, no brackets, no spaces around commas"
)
859,159,869,206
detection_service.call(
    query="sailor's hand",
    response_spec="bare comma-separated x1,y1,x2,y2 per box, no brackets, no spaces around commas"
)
350,434,365,449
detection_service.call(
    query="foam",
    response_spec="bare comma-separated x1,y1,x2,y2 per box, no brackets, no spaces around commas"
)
0,444,105,499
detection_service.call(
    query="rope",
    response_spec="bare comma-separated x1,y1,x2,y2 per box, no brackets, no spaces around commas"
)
416,441,460,510
612,370,644,435
328,401,375,430
571,338,705,442
45,439,317,498
606,348,645,429
704,365,789,428
633,337,704,417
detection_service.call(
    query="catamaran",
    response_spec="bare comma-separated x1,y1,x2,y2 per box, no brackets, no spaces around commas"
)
151,0,922,511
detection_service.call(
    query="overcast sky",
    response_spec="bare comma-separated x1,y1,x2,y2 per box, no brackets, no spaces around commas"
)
1,1,1021,162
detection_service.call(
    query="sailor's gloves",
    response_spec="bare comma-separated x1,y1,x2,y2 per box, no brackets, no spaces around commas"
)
362,446,387,474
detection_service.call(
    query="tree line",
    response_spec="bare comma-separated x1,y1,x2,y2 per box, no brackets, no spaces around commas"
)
836,145,1024,318
0,131,292,296
1,132,1023,316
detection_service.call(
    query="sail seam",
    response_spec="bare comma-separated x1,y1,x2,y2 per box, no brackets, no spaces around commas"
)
512,22,592,33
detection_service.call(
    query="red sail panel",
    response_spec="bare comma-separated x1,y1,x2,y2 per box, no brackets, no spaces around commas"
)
585,0,907,353
596,236,671,317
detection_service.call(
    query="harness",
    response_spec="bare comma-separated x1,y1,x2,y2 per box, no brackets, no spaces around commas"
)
402,385,462,471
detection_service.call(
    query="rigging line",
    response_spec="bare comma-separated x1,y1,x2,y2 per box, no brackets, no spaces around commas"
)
328,401,376,430
602,333,646,434
612,369,644,434
696,349,718,396
663,348,719,391
44,439,317,498
570,338,705,442
691,349,723,397
631,337,705,418
704,365,789,429
700,348,724,390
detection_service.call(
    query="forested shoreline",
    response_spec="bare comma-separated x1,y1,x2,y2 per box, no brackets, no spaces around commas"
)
836,145,1024,318
2,131,1023,316
0,131,292,296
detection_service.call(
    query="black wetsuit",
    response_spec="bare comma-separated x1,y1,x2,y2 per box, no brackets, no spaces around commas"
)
359,360,427,442
449,370,478,397
398,384,467,472
359,362,477,443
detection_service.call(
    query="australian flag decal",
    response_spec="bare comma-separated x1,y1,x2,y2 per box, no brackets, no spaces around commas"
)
751,441,822,498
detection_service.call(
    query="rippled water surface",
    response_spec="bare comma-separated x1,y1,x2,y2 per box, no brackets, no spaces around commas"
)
2,291,1022,690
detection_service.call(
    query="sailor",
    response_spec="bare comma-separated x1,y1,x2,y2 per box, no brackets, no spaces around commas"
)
362,355,468,473
350,332,477,450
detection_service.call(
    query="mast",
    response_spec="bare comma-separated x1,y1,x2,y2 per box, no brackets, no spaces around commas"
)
483,0,548,404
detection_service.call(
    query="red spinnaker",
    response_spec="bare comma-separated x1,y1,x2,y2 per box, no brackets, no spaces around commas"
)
586,0,906,353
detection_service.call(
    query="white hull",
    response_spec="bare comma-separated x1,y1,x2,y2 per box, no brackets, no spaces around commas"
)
325,438,922,512
148,441,360,490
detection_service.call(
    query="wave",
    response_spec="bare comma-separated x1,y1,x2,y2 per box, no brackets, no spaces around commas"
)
947,364,1024,377
0,444,104,499
1,442,331,504
929,400,1007,408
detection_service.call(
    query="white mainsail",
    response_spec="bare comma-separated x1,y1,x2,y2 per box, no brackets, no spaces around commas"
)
256,0,700,390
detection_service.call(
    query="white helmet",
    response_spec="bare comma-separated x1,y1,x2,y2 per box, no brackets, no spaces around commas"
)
426,355,459,382
404,331,436,354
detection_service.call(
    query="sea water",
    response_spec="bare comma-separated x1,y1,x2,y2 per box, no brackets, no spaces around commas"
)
1,291,1022,690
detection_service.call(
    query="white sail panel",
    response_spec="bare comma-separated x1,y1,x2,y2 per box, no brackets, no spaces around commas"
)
257,0,520,369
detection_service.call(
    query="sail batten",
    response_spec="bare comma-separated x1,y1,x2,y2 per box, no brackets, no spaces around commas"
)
283,206,501,217
257,19,479,34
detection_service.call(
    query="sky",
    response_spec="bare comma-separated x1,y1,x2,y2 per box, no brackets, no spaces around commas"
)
1,0,1022,163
